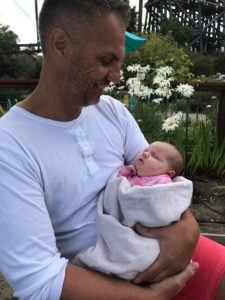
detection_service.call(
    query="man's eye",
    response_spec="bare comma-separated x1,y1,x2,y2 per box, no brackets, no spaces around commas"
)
102,60,111,66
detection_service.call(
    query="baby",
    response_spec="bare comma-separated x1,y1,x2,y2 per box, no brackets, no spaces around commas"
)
119,141,183,187
75,141,192,281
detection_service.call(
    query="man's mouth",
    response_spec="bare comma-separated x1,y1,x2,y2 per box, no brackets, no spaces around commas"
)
95,82,107,91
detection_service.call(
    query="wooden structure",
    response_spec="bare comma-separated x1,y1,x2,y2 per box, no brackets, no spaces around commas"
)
144,0,225,53
0,43,42,54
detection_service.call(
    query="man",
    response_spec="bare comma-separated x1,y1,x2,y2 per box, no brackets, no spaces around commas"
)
0,1,224,299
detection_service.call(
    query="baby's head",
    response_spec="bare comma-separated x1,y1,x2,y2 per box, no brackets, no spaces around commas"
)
133,141,183,177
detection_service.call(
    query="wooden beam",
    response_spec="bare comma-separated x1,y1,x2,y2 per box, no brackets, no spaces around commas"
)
173,0,196,26
138,0,143,33
190,10,225,46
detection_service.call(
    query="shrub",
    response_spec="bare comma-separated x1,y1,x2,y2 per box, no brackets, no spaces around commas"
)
122,33,194,82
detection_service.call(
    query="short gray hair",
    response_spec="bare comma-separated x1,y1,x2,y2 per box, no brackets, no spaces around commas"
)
39,0,130,53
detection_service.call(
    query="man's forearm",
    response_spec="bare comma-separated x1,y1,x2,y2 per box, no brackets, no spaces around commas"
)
60,264,160,300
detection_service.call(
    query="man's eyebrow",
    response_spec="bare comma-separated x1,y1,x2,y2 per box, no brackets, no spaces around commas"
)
101,53,123,60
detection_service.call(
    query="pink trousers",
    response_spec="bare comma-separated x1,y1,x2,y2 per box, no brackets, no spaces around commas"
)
173,235,225,300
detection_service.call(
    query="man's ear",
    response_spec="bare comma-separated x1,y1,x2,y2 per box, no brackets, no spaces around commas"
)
48,28,70,60
168,170,176,178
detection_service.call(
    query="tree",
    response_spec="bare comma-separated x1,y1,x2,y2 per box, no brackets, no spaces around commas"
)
160,20,196,47
0,24,19,77
0,24,41,79
0,24,19,51
14,54,42,79
127,6,138,33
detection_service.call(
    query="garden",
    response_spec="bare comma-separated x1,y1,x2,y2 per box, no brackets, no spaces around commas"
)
0,3,225,299
0,32,225,235
103,33,225,234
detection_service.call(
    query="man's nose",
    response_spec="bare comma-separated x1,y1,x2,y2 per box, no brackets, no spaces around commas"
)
107,63,121,84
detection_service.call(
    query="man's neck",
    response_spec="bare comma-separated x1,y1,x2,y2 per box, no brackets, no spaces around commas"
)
17,84,82,122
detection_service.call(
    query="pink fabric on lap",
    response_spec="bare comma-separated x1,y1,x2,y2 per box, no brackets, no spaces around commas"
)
173,235,225,300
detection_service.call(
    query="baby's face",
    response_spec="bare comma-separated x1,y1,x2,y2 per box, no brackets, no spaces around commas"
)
133,142,172,177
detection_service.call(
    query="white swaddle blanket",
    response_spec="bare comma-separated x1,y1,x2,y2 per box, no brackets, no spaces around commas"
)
75,170,193,280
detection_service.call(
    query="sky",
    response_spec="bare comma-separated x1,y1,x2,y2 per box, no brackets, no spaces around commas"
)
0,0,147,44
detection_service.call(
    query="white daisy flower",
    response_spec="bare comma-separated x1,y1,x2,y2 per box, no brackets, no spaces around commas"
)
173,112,183,123
118,85,125,90
133,85,153,99
137,71,146,80
154,87,172,99
153,74,166,85
104,82,116,93
152,98,163,104
156,66,174,77
127,64,141,73
162,117,179,132
126,77,140,87
140,65,151,73
120,70,124,81
175,84,194,98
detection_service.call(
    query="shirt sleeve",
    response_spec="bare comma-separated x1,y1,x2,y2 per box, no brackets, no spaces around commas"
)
118,101,148,164
0,147,68,300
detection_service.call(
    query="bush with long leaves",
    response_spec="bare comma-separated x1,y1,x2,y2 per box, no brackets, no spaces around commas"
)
187,122,225,178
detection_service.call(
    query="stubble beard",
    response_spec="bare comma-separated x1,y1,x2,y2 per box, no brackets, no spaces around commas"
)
62,55,100,108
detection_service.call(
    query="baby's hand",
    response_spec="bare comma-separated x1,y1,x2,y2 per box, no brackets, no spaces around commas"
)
126,164,136,175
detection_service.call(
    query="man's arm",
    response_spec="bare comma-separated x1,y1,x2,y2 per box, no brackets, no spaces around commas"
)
134,209,200,284
60,261,199,300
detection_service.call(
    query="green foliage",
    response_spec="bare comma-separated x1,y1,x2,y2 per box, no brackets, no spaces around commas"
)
0,24,18,78
187,122,225,178
0,24,19,50
160,20,196,47
213,53,225,74
126,6,138,32
13,54,42,79
0,24,42,79
122,33,194,82
125,98,187,158
186,50,216,77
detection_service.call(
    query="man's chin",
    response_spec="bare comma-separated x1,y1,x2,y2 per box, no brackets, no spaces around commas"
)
85,96,101,106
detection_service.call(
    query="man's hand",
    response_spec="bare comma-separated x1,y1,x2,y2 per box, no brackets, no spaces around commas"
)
146,261,199,299
133,209,200,284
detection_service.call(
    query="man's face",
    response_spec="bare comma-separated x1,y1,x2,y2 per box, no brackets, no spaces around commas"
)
63,13,125,107
133,142,173,177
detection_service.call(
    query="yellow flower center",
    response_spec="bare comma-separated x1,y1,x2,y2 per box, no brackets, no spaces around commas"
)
168,121,175,126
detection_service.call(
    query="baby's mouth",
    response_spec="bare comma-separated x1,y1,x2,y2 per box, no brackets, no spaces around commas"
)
138,158,144,164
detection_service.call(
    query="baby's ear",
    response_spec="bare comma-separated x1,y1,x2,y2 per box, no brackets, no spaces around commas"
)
168,170,176,178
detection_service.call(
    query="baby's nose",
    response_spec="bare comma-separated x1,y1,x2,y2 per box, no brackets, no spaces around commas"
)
142,151,149,158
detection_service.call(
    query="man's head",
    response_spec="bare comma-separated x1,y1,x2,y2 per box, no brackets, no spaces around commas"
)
39,0,130,54
38,0,130,108
133,141,184,177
